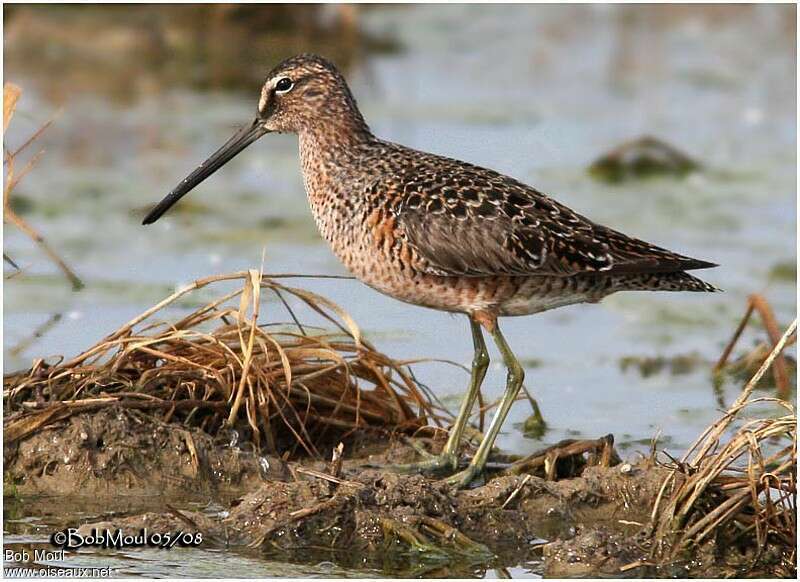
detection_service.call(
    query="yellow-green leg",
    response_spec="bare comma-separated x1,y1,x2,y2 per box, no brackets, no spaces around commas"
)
445,318,525,487
390,317,489,474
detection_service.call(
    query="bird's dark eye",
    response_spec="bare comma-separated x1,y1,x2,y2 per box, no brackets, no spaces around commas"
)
275,78,293,93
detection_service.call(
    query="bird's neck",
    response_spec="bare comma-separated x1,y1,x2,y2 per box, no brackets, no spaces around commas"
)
297,114,376,194
297,119,376,255
298,112,374,160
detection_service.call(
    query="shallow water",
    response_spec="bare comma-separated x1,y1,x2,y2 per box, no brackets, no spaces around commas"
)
3,495,386,578
3,4,796,578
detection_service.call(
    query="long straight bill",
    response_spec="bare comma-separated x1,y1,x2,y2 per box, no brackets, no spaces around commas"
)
142,118,268,225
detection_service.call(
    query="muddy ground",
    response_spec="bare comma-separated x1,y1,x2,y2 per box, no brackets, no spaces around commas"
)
2,406,790,577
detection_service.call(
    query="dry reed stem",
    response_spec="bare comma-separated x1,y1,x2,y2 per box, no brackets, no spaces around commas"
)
4,252,21,271
714,294,794,398
3,83,21,131
503,434,620,479
3,83,83,290
249,494,349,549
4,271,448,457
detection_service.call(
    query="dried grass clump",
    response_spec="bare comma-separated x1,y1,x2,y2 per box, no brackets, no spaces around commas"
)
4,270,447,457
651,319,797,576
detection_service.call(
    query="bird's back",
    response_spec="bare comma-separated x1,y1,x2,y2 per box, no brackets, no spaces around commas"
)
357,140,716,279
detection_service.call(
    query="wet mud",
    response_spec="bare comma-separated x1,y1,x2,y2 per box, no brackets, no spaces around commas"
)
2,405,699,577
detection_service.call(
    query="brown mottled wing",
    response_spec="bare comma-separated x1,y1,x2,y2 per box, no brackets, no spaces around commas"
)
388,153,715,278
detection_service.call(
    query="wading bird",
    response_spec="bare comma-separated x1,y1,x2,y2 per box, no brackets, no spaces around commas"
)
143,54,717,487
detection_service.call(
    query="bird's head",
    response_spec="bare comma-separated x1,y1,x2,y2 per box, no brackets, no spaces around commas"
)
258,54,363,134
142,54,366,225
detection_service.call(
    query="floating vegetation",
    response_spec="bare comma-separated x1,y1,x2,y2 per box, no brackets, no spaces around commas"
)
588,135,701,183
619,352,707,378
723,343,797,394
4,270,447,458
768,260,797,283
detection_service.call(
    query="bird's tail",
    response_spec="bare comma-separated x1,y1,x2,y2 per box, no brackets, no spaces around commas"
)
615,271,720,293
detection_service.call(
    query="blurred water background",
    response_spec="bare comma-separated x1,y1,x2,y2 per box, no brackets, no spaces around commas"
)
3,4,796,577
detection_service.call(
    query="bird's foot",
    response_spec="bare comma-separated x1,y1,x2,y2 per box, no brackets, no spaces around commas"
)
407,437,438,459
385,452,459,476
441,464,482,489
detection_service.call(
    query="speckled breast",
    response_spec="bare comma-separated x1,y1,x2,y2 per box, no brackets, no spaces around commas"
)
300,160,469,312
